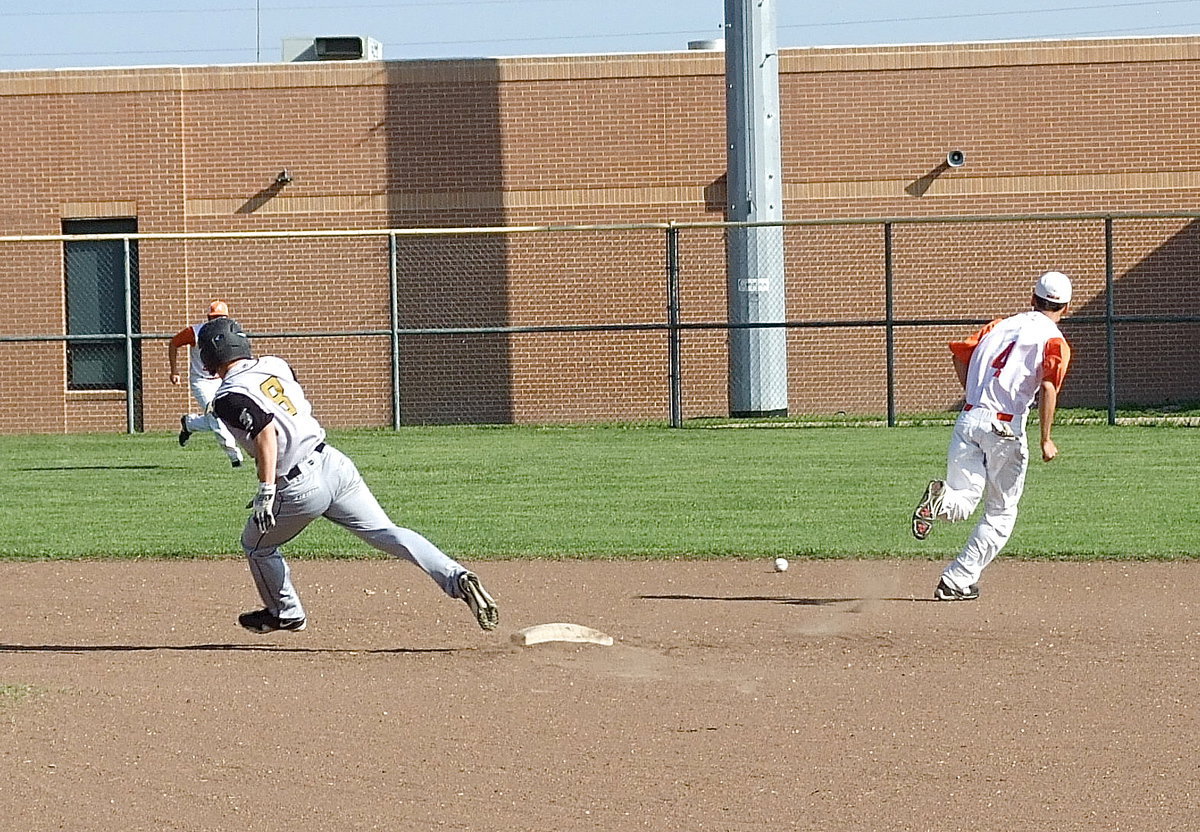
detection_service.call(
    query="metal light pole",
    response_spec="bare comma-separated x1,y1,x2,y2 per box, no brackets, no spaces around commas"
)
724,0,788,416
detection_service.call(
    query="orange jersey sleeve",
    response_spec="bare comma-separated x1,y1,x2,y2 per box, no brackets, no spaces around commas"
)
169,327,196,349
1042,337,1071,389
948,319,1000,364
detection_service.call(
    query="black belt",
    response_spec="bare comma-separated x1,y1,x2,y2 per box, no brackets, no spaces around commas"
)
282,442,325,482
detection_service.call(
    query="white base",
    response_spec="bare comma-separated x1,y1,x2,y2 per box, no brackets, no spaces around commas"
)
511,622,614,647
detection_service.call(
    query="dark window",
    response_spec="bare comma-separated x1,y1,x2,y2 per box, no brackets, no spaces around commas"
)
63,218,140,391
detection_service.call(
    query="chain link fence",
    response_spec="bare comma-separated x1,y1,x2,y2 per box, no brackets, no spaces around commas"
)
3,212,1200,432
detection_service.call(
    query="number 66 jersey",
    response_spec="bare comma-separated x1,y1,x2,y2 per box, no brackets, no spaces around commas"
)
951,310,1071,423
211,355,327,480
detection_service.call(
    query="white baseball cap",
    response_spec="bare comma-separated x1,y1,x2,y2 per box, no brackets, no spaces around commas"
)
1033,271,1072,305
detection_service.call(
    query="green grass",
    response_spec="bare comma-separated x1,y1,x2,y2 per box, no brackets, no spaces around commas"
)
1,420,1197,560
0,684,36,706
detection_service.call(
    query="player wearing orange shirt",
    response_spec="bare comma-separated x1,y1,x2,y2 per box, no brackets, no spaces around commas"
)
911,271,1073,601
169,300,244,467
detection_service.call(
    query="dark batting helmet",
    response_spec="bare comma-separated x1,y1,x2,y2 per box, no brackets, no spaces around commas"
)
198,316,252,374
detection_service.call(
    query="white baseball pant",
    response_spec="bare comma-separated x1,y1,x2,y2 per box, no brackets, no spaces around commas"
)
936,407,1030,592
186,374,243,464
240,444,466,621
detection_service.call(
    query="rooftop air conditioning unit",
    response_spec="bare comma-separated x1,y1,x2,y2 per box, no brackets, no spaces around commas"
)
283,36,383,62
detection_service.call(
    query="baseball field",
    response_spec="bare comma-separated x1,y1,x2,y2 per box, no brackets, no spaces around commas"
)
1,423,1197,830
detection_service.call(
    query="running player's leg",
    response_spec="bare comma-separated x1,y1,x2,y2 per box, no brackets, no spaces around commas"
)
190,376,242,464
206,412,243,464
185,377,217,434
320,449,463,596
942,431,1028,591
240,520,306,622
330,489,463,596
938,420,987,523
239,481,329,621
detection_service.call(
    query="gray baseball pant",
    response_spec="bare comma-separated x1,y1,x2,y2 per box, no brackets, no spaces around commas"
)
240,444,465,621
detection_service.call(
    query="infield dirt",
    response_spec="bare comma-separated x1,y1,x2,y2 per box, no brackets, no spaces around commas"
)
1,559,1196,831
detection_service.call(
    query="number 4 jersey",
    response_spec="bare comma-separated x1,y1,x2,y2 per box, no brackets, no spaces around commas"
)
950,310,1071,419
211,355,327,479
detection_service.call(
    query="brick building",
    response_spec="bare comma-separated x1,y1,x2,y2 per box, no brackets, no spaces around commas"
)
1,35,1199,432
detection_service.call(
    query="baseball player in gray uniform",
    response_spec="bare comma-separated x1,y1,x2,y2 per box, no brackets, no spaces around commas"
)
197,316,498,634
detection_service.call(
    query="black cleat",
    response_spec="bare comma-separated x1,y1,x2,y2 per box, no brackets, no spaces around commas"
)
178,415,192,447
933,578,980,601
912,480,945,540
238,608,307,633
458,571,499,631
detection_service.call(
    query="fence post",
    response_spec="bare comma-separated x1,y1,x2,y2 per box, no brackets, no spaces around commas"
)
123,237,136,434
1105,217,1116,425
389,232,401,430
666,224,683,428
884,222,896,427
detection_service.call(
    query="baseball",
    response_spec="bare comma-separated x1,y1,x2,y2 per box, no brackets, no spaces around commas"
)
773,557,789,572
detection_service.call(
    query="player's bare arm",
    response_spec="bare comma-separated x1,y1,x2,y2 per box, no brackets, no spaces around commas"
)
168,327,192,385
1039,379,1059,462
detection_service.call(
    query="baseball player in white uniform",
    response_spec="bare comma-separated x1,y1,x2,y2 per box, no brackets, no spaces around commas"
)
196,316,499,634
911,271,1073,601
170,300,244,467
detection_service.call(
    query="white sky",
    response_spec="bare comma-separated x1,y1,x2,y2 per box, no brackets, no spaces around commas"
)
0,0,1196,71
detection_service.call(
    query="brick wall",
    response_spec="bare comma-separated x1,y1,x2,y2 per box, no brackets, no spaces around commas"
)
1,37,1199,431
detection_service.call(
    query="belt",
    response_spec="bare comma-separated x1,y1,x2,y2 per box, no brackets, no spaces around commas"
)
281,442,325,482
964,404,1013,422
